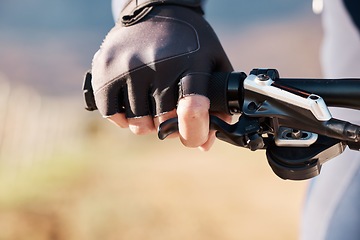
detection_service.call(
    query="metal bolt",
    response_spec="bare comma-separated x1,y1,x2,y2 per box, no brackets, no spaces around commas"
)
291,129,302,139
257,74,270,81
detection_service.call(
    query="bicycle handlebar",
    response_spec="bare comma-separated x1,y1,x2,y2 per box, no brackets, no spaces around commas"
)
159,68,360,180
83,67,360,181
208,70,360,114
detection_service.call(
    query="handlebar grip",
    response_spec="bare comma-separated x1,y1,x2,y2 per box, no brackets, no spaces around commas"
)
208,72,246,114
279,78,360,110
208,72,230,113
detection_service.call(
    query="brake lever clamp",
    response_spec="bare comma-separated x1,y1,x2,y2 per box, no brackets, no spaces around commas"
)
213,115,265,151
240,69,360,180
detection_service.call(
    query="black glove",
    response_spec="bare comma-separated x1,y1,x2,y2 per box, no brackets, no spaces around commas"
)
89,4,233,118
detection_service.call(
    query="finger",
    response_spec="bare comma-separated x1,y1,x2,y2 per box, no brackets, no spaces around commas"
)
107,113,129,128
154,109,179,138
198,112,232,151
198,131,216,151
153,109,177,129
128,116,156,135
177,95,210,148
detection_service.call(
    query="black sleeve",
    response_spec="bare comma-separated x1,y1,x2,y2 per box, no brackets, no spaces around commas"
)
343,0,360,33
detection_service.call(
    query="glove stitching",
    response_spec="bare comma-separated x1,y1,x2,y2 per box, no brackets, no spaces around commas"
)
94,15,200,95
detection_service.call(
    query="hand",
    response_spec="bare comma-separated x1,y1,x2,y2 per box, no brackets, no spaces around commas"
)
91,5,233,150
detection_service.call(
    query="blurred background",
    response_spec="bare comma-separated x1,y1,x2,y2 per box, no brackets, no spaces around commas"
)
0,0,322,239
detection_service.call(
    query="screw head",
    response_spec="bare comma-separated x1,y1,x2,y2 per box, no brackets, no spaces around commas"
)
247,102,258,111
257,74,270,81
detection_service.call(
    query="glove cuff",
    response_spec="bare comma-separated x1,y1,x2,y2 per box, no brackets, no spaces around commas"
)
120,0,203,26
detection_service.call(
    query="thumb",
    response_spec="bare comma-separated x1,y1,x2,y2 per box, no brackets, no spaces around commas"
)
177,72,211,147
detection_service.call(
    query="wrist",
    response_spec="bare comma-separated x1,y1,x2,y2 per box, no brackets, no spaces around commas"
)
120,0,203,26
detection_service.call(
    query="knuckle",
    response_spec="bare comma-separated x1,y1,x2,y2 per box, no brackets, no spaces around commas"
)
106,114,129,128
178,102,209,120
180,136,207,148
129,125,155,135
181,141,200,148
177,95,210,119
117,124,129,129
181,110,207,123
128,120,155,135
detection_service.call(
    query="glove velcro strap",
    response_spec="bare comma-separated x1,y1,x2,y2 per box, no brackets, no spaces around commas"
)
83,70,98,111
121,0,203,26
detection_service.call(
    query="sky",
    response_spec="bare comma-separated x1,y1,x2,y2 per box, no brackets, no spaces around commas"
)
0,0,311,32
0,0,313,96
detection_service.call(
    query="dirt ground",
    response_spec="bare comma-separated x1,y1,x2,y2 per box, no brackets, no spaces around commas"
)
0,121,309,240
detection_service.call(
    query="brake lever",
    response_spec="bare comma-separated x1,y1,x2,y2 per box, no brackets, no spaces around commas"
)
158,115,266,151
